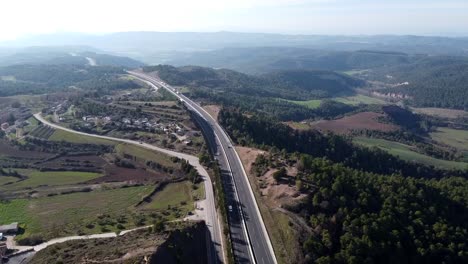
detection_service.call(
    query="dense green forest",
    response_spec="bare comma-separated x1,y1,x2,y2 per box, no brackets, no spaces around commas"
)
218,108,466,178
0,65,139,96
290,156,468,264
193,89,357,121
143,65,364,100
144,64,365,120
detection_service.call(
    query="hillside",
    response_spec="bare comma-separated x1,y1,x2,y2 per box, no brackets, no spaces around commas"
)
144,65,363,100
0,46,145,68
5,33,468,64
0,64,138,96
169,48,413,74
368,56,468,110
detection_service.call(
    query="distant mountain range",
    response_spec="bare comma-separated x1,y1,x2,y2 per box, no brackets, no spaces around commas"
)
2,32,468,64
0,46,144,68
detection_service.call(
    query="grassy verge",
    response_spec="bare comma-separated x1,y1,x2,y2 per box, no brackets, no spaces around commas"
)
49,129,115,145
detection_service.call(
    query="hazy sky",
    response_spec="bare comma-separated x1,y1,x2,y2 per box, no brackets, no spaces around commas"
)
1,0,468,41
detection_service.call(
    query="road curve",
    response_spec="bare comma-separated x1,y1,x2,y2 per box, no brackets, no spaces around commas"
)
33,113,225,264
128,71,277,264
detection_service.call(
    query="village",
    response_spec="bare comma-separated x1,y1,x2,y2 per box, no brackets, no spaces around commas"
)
78,114,197,145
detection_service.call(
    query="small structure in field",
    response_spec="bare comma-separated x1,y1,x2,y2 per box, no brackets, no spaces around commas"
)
0,223,18,235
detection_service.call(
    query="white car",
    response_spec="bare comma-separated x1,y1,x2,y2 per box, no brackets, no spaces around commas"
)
228,205,233,212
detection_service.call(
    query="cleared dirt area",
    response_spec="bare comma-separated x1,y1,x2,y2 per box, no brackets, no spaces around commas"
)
310,112,399,134
236,146,305,264
236,147,304,207
202,104,221,120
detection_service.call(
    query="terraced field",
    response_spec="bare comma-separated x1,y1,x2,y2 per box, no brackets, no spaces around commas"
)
0,170,102,191
29,125,55,139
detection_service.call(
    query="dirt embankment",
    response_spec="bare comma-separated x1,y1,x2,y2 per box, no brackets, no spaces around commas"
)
151,221,208,264
202,105,221,120
236,146,306,264
29,222,208,264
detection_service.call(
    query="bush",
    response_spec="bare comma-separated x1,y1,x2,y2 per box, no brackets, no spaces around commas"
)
17,235,45,246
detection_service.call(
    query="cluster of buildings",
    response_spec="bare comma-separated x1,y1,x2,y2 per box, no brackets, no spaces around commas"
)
1,119,31,138
80,115,189,136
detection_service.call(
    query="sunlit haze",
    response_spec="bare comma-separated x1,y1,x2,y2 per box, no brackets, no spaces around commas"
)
1,0,468,41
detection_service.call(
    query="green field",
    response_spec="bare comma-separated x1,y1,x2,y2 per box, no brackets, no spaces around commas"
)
115,143,175,168
354,137,468,170
49,129,115,145
287,94,386,109
0,170,102,191
144,181,203,219
430,128,468,151
333,95,386,105
0,176,19,185
287,99,322,109
0,186,153,239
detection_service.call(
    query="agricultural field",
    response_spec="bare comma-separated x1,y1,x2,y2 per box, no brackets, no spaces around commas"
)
49,129,115,145
28,126,55,139
333,95,387,105
430,127,468,151
0,176,18,185
354,137,468,170
0,170,102,191
287,94,387,109
115,143,176,169
0,186,154,240
310,112,399,134
288,99,322,109
431,127,468,160
142,181,204,220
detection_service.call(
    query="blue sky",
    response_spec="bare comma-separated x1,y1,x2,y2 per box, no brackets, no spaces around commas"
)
1,0,467,41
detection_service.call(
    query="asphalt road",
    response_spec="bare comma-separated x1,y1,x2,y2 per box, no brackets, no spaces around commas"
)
33,113,224,264
129,71,277,264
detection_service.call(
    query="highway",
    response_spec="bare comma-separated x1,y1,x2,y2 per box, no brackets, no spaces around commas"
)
129,71,277,264
33,113,225,264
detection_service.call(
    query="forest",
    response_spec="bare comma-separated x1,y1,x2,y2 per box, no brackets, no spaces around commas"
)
292,156,468,264
366,56,468,110
143,65,364,100
218,108,467,178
